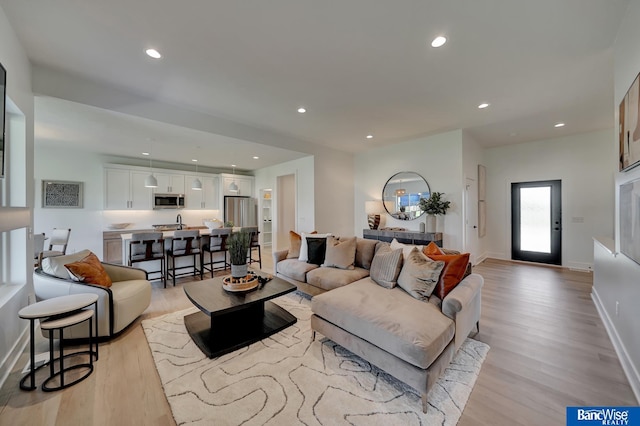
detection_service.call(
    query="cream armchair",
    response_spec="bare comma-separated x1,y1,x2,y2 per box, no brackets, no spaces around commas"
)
33,250,152,339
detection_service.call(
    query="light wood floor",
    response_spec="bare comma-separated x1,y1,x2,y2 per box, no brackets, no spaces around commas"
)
0,256,636,425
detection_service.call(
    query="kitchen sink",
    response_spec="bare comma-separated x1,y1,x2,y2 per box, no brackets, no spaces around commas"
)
152,224,186,231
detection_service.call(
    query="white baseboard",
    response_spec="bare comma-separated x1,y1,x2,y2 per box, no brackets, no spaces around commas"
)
482,253,592,272
567,261,593,272
486,252,508,261
475,252,488,265
0,326,29,391
592,288,640,403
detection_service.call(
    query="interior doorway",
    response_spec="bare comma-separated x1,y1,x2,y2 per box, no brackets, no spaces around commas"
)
511,180,562,265
276,174,296,251
464,177,479,265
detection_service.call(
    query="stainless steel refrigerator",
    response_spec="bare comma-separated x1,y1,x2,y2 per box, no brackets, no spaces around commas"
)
224,196,257,227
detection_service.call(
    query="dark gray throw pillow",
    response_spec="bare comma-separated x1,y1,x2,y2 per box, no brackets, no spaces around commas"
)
306,237,327,265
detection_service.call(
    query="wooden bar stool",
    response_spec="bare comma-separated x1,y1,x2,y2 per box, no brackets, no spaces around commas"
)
243,227,262,270
129,232,166,287
201,228,231,278
166,230,201,286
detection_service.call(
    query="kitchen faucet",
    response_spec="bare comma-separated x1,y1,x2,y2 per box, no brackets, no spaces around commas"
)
176,214,183,230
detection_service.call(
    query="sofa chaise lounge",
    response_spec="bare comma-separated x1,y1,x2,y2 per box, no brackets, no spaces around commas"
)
275,233,483,413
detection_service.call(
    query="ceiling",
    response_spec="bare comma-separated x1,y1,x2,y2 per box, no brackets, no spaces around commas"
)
34,96,307,171
0,0,631,169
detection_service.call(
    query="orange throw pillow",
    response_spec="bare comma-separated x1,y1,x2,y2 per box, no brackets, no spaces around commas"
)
287,230,317,259
65,252,112,287
427,252,470,299
423,241,444,256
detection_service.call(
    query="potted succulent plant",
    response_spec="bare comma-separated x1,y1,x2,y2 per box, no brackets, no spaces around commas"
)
227,230,251,278
419,192,451,232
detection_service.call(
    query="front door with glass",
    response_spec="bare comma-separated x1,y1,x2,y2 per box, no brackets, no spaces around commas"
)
511,180,562,265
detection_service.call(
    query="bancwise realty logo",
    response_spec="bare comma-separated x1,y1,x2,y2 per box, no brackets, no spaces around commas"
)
567,407,640,425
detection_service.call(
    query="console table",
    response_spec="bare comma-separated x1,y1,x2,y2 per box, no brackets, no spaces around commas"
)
363,229,443,246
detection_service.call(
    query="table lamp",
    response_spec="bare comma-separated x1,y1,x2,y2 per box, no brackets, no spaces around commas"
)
365,200,384,230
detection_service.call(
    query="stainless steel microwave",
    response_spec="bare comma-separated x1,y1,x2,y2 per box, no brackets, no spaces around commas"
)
153,193,185,209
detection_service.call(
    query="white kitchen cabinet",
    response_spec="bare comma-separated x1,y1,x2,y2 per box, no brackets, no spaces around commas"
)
222,175,254,196
104,168,152,210
154,173,185,194
185,175,219,210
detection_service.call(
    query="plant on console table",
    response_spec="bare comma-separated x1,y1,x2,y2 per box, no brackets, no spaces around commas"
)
419,192,451,233
227,230,251,278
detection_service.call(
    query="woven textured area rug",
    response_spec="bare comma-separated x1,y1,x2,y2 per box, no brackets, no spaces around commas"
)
142,292,489,426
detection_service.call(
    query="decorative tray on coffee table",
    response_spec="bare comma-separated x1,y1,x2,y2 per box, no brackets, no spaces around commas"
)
222,273,260,292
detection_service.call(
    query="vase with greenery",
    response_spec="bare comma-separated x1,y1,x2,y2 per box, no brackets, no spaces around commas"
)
227,230,251,278
419,192,451,232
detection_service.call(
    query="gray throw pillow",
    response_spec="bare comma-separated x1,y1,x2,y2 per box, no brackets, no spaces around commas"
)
370,246,403,289
322,236,356,270
397,247,445,301
355,238,378,269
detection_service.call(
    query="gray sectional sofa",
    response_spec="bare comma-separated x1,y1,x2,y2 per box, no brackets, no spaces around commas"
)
273,237,378,295
273,236,483,413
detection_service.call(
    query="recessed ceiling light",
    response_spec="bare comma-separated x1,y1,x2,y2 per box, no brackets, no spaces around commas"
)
253,156,259,159
366,135,373,139
145,48,162,59
231,164,237,167
142,152,150,156
297,107,307,113
478,103,490,109
191,159,198,162
554,122,565,128
431,36,447,48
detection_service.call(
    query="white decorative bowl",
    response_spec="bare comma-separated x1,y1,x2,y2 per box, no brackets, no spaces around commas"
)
203,220,221,230
109,223,131,230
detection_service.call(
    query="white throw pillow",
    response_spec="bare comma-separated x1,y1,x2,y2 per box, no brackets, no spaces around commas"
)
299,232,332,262
41,249,92,279
390,238,424,260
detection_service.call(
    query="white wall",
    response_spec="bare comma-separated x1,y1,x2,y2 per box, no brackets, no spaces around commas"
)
34,148,105,255
34,148,226,259
314,149,354,237
34,63,357,250
0,4,35,389
354,130,465,249
462,131,486,261
484,129,615,270
592,0,640,401
254,156,314,249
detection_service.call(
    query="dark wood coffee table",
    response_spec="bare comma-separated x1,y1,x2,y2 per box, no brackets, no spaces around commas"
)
183,275,297,358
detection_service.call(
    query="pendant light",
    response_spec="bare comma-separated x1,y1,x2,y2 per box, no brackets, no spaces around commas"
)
191,159,202,190
229,165,239,192
144,154,158,188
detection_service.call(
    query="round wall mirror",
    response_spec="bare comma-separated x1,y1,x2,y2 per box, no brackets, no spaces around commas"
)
382,172,431,220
